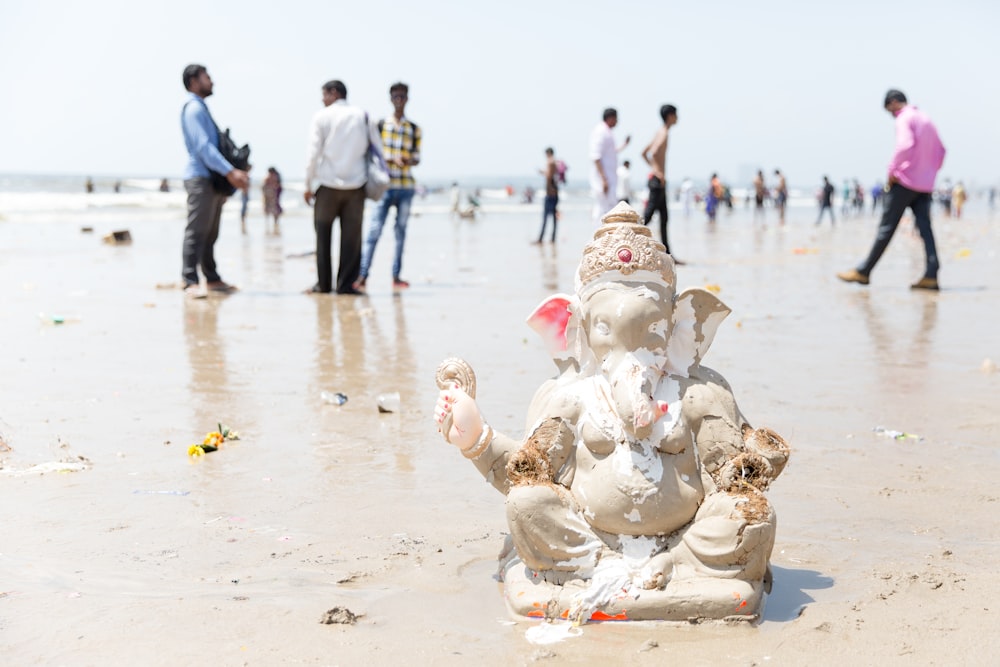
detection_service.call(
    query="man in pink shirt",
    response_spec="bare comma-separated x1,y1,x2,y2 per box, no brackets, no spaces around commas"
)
838,89,946,290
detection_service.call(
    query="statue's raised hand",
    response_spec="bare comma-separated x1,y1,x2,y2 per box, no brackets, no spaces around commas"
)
435,358,483,451
435,384,483,451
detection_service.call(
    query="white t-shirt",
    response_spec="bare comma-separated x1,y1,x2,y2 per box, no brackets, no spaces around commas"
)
589,122,617,194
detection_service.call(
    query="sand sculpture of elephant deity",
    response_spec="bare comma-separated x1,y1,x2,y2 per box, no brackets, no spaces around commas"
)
434,202,790,623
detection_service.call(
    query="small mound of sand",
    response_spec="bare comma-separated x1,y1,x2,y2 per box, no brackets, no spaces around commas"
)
320,606,359,625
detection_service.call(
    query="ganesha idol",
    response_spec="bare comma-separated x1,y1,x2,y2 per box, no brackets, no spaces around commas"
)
434,203,790,623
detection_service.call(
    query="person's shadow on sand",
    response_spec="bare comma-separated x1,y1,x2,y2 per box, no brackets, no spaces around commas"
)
763,565,834,622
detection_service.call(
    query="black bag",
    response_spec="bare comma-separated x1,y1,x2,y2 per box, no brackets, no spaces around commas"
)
211,128,250,195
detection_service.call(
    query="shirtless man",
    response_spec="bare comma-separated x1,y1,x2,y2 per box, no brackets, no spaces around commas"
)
641,104,680,261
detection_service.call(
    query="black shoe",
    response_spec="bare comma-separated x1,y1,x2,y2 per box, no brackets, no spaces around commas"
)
336,287,364,295
306,285,331,294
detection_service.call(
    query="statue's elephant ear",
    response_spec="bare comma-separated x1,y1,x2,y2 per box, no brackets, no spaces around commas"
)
526,294,574,358
666,288,731,377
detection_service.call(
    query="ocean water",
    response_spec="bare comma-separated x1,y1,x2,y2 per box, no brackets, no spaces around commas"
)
0,172,828,226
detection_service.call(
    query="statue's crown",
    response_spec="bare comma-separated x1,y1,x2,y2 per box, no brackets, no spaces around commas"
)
577,202,676,287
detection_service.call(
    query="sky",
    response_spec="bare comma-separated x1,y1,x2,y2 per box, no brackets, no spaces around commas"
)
1,0,997,189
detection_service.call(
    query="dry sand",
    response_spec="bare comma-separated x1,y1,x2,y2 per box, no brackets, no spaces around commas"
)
1,197,998,665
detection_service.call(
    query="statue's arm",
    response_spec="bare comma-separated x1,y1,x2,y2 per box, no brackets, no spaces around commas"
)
679,366,748,475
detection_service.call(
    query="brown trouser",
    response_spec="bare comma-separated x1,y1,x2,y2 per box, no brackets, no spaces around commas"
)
313,185,365,292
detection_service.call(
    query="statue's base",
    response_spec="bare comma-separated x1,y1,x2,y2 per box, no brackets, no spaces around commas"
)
501,556,765,623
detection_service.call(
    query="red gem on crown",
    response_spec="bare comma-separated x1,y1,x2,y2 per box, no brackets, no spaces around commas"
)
617,247,633,263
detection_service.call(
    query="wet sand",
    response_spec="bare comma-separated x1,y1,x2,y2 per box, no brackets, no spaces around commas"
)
2,197,998,665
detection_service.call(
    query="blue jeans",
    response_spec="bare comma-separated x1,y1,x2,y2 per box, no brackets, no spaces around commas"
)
360,188,415,279
858,183,939,279
537,194,558,241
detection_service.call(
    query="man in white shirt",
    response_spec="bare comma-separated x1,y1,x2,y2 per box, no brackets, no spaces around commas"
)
304,79,380,294
589,108,630,224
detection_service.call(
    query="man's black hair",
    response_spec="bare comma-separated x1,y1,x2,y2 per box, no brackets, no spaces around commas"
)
323,80,348,98
660,104,677,121
182,64,206,91
884,89,907,107
602,107,617,121
545,147,554,155
389,82,408,96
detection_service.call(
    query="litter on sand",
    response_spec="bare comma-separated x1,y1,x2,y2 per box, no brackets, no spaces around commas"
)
377,392,401,413
0,458,92,476
873,426,922,441
321,391,348,405
103,230,132,244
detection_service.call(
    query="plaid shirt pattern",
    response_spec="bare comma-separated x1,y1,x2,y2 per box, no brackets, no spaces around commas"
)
380,117,421,189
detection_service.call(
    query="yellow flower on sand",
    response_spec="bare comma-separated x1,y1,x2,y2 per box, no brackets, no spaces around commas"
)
188,445,206,457
203,431,224,448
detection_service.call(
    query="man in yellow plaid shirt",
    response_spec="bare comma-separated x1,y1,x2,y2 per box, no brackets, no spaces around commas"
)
356,82,422,290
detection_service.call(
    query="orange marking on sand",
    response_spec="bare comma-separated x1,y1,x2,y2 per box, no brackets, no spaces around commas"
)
560,610,569,619
590,610,629,621
737,600,748,609
732,592,741,599
527,610,544,618
532,602,542,608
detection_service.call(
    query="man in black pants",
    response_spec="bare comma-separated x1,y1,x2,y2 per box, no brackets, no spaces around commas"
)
641,104,681,263
837,89,946,290
304,79,377,294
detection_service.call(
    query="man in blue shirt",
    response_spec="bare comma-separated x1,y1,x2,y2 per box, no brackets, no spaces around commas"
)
180,64,249,296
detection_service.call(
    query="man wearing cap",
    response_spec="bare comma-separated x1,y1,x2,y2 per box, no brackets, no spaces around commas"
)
838,89,946,290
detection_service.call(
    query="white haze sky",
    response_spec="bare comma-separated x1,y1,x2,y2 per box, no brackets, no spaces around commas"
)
1,0,996,188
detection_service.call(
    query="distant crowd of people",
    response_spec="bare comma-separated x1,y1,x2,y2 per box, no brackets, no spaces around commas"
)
177,65,975,296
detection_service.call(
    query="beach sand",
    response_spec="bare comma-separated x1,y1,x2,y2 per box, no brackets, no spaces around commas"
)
2,194,998,665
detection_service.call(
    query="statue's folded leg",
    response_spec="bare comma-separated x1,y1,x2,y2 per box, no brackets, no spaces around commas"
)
671,490,776,583
506,484,604,574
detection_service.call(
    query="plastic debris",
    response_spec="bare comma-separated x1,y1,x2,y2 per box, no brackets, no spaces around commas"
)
0,459,91,476
873,426,921,441
704,284,721,293
955,248,971,258
377,392,401,413
80,226,94,233
792,247,820,255
38,313,78,325
321,391,348,405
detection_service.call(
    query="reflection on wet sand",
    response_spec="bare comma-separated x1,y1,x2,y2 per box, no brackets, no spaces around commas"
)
240,232,286,291
310,295,418,474
183,297,230,430
852,289,939,393
536,242,559,291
